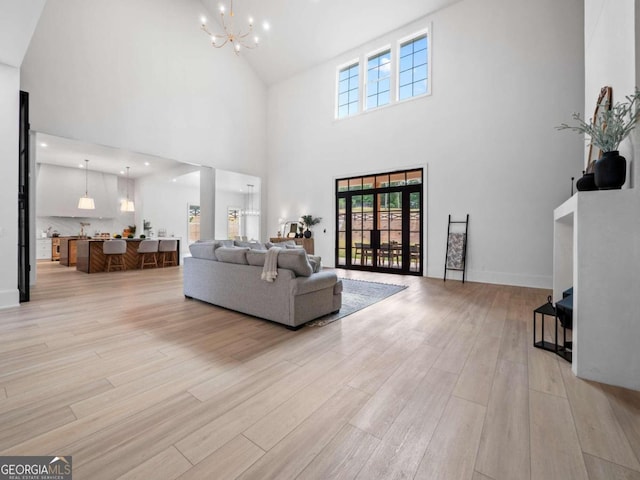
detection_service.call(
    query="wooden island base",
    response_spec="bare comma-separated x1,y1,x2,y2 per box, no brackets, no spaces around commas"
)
76,239,180,273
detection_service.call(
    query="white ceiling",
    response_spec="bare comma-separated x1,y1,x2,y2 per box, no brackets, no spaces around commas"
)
200,0,461,85
0,0,45,67
35,132,197,179
35,132,259,193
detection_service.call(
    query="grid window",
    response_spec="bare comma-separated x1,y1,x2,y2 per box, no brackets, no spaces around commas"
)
399,35,428,101
366,50,391,110
337,63,360,118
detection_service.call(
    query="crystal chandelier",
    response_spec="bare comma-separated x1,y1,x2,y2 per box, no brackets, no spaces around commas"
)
200,1,268,55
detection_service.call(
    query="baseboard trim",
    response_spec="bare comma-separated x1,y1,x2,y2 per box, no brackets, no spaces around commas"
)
0,289,20,309
427,266,551,289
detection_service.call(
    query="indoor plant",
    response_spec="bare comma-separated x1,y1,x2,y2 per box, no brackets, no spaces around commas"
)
300,215,322,238
557,88,640,189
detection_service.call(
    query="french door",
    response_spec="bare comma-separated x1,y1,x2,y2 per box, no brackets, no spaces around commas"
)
336,169,423,275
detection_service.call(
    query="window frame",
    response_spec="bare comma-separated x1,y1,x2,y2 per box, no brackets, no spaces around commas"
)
396,27,431,103
335,59,361,119
364,45,393,112
334,25,432,120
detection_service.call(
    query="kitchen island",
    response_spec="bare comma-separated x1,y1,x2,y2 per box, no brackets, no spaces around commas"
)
60,237,79,266
76,238,180,273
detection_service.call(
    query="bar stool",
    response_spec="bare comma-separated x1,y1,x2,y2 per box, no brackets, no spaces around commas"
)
137,239,159,269
158,239,178,267
103,239,127,272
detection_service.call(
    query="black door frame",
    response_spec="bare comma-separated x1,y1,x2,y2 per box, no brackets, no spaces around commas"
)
18,91,30,302
335,169,423,276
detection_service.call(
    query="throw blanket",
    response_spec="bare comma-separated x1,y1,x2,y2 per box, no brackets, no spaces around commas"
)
261,246,282,282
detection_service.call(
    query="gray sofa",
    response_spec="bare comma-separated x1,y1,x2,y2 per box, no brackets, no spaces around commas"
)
183,242,342,328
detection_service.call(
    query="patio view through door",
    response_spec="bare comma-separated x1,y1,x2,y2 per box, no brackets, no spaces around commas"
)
336,169,423,275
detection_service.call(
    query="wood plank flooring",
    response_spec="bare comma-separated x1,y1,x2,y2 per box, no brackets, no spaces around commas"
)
1,262,639,479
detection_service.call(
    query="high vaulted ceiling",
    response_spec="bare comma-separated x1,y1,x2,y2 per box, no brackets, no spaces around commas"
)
199,0,461,85
0,0,46,67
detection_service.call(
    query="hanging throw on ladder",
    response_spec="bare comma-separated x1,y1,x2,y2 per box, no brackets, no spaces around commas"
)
444,214,469,283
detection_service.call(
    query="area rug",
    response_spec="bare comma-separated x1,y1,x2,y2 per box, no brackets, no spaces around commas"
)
306,278,407,327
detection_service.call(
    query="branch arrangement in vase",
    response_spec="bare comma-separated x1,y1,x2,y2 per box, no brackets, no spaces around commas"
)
557,88,640,152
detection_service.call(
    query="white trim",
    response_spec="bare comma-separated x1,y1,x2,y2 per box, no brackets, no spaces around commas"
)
396,25,432,102
335,58,360,120
363,45,392,112
334,25,432,120
0,289,20,309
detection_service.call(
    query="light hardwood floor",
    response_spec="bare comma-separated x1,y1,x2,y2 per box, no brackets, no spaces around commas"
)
1,262,639,480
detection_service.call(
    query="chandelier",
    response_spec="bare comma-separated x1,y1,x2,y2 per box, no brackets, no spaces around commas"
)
200,1,268,55
242,184,260,216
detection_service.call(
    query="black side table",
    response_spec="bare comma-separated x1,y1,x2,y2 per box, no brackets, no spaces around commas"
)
533,296,572,363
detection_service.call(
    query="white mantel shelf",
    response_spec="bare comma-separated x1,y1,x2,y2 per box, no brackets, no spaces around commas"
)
553,189,640,390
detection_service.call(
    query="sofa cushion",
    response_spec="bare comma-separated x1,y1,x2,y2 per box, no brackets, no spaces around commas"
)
246,248,313,276
235,241,267,250
246,250,266,266
215,247,250,265
189,242,217,261
277,249,313,277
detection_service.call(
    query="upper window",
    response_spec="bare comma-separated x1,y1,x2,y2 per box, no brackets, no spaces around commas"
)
335,27,430,119
398,35,428,100
337,63,360,119
366,50,391,110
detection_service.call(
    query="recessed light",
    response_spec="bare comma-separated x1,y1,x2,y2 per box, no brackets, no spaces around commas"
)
172,178,177,182
79,164,84,168
144,162,150,166
263,21,270,31
120,170,125,175
40,143,48,148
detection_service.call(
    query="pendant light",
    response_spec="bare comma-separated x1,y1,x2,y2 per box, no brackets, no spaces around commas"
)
120,166,135,212
78,159,95,210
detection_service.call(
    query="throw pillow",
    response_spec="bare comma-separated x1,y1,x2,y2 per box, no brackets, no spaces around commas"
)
246,250,266,266
215,247,250,265
277,249,313,277
188,242,217,261
308,255,322,273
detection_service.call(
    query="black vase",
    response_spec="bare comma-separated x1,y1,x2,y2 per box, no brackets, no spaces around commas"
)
576,172,597,191
303,229,312,238
594,151,626,189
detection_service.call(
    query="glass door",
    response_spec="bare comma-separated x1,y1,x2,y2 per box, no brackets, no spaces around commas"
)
336,169,423,275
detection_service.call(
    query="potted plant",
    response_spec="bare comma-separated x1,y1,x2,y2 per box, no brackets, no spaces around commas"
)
557,88,640,189
300,215,322,238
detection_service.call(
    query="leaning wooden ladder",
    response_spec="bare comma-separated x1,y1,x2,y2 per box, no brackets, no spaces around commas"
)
444,214,469,283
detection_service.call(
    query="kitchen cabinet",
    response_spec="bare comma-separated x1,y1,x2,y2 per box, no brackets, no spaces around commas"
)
60,238,78,266
36,238,52,260
51,237,61,261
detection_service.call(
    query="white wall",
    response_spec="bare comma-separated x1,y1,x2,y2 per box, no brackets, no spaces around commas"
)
20,0,267,183
137,172,199,256
570,0,640,389
267,0,584,287
0,64,20,308
585,0,637,186
214,169,261,240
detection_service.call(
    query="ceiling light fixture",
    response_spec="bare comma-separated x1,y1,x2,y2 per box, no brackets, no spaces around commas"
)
120,166,135,212
78,159,96,210
200,1,264,55
242,184,259,216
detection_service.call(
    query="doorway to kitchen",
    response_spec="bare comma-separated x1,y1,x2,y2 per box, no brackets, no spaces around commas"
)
18,91,30,302
335,168,423,275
